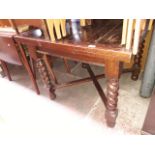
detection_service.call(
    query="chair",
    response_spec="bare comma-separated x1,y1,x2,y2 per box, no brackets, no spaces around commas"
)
121,19,151,80
0,19,39,94
14,19,71,71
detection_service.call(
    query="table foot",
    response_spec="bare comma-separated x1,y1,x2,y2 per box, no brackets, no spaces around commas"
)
105,78,119,127
49,87,56,100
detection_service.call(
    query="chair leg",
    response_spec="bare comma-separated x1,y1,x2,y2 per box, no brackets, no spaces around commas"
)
131,40,145,80
18,44,40,95
30,57,36,79
0,60,12,81
63,58,71,73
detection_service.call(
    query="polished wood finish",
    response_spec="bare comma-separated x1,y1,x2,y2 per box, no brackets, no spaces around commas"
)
13,19,148,127
35,58,56,99
104,60,121,127
105,78,119,127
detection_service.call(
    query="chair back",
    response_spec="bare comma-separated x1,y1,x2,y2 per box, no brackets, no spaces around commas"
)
121,19,152,55
45,19,67,41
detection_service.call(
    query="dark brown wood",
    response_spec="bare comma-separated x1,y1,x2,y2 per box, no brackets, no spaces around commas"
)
142,91,155,135
0,60,12,81
43,54,58,84
131,38,145,80
36,58,56,99
54,74,105,89
82,63,107,106
53,67,135,90
17,43,40,95
105,60,120,127
0,63,5,77
30,57,36,79
105,78,119,127
0,30,40,94
12,19,72,82
13,20,134,127
14,35,131,65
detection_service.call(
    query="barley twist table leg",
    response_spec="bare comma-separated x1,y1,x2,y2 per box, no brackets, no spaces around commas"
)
36,58,56,99
105,78,119,127
131,40,145,80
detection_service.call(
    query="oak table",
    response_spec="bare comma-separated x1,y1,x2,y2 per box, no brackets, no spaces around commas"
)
14,20,136,127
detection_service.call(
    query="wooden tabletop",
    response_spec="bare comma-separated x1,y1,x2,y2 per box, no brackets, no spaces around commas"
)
14,20,132,65
64,19,123,46
21,19,123,47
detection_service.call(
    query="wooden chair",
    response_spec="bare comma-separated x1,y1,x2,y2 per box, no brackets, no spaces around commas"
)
45,19,71,74
0,19,39,94
121,19,152,80
80,19,92,26
12,19,72,82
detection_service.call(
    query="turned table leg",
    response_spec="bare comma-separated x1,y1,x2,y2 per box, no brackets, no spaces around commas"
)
131,39,145,80
36,58,56,100
105,60,121,127
105,78,119,127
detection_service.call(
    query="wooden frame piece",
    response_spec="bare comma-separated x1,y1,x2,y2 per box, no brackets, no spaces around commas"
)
126,19,134,50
